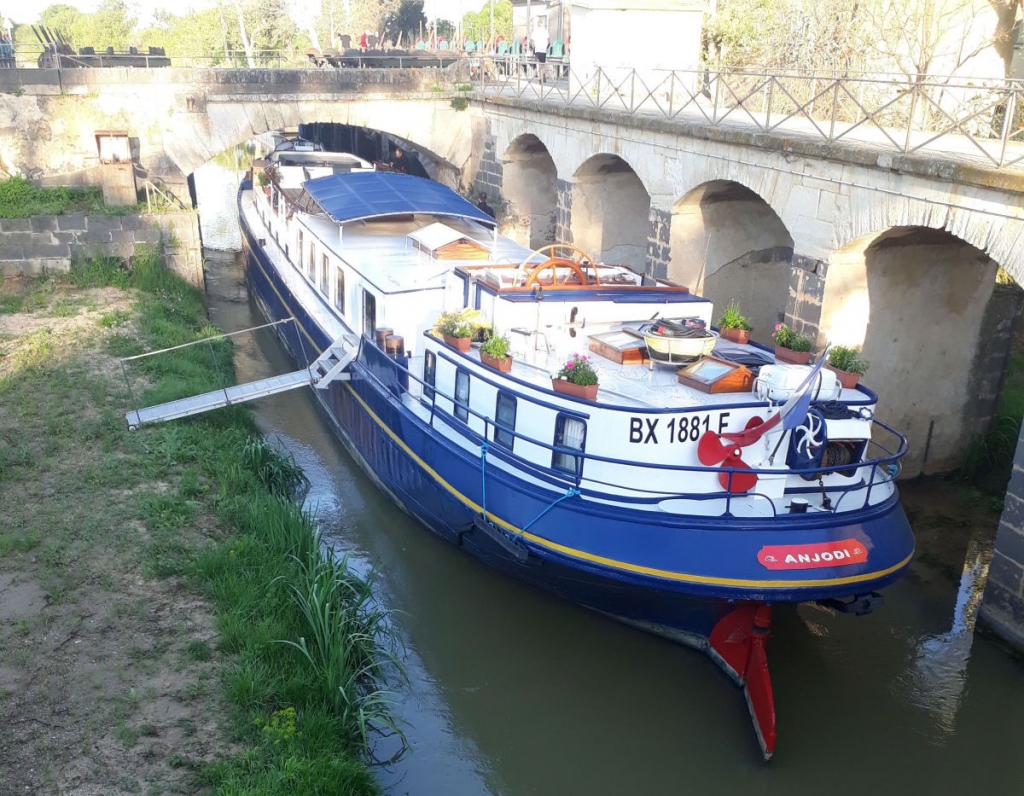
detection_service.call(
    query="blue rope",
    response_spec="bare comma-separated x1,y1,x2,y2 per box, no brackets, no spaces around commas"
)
479,442,489,521
519,487,581,536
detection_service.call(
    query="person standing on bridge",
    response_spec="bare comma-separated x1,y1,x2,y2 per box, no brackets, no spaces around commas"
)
530,20,549,85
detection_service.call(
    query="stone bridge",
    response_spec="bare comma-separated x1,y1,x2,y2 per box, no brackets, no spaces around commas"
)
4,65,1024,646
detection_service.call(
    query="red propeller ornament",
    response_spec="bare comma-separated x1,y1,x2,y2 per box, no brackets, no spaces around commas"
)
697,417,766,493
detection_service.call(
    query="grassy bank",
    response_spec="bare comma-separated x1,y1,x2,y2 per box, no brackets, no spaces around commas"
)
0,253,399,794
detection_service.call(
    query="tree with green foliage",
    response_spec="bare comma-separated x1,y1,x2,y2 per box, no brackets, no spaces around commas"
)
384,0,427,47
39,0,135,50
460,1,513,45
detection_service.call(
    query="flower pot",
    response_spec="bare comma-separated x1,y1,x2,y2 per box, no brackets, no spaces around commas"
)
720,328,751,345
774,346,811,365
826,363,862,390
444,334,472,352
481,352,513,372
552,378,599,401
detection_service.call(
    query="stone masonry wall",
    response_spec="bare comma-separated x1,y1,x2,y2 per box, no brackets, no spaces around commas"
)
472,136,503,214
0,213,203,288
784,254,827,343
556,179,573,244
644,208,671,279
980,440,1024,653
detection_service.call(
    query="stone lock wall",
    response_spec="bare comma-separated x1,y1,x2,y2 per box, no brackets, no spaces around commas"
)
0,212,204,288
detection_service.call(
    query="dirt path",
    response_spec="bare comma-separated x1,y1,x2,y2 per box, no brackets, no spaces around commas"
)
0,279,228,795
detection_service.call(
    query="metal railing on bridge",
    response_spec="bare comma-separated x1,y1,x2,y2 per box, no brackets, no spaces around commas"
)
460,60,1024,171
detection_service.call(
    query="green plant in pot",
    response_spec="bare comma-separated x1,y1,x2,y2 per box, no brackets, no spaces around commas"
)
826,345,869,389
433,309,477,352
717,300,753,344
480,332,513,372
771,323,812,365
552,353,600,401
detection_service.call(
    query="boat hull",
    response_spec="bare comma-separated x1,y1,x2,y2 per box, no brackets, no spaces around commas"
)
239,214,913,647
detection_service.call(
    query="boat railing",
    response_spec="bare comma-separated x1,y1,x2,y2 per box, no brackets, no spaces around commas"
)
359,343,908,517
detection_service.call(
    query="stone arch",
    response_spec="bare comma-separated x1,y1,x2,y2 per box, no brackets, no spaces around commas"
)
668,180,794,345
822,226,1016,476
571,154,650,269
500,134,558,249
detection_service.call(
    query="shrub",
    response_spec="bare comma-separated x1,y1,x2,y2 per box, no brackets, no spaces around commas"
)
717,300,752,331
554,353,599,386
828,345,869,375
433,308,479,339
480,332,511,359
771,323,811,352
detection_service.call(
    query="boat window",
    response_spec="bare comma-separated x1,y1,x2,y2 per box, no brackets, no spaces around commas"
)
553,415,586,474
362,290,376,339
494,392,517,450
423,350,436,401
308,242,316,281
272,189,279,214
334,267,345,314
297,230,303,270
320,253,329,293
454,369,470,423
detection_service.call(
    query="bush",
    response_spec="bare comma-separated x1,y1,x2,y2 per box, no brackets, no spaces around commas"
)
717,300,752,331
828,345,869,375
771,323,811,352
554,353,599,386
480,332,510,359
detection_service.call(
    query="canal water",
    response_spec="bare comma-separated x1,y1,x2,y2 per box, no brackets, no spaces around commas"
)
196,163,1024,795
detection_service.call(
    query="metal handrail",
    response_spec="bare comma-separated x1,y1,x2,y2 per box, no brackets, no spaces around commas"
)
357,342,908,513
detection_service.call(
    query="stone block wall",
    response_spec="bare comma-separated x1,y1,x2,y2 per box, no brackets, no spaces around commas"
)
644,208,671,279
980,442,1024,653
556,179,573,244
472,136,503,213
0,212,203,288
784,254,828,342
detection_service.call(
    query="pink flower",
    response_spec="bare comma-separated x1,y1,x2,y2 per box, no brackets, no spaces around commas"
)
567,362,574,369
774,323,783,331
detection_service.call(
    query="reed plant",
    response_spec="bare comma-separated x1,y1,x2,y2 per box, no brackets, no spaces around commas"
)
67,249,402,793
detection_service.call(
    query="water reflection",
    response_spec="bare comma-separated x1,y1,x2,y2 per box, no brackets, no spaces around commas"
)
901,535,989,741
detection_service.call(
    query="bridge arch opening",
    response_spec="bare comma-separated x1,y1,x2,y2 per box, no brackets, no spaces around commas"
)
668,181,793,345
571,154,650,270
823,226,1019,476
500,134,557,249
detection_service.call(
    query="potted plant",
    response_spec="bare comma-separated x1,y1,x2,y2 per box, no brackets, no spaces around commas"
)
826,345,869,389
480,332,513,372
552,353,599,401
256,170,271,196
716,300,753,344
771,323,812,365
433,309,476,352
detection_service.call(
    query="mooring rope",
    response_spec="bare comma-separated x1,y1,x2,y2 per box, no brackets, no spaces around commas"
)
520,487,581,536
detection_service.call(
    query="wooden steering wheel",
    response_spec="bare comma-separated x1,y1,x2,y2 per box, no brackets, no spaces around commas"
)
523,257,592,287
515,244,600,287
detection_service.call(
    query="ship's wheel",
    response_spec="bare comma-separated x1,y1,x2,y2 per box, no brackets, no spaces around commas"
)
514,244,600,287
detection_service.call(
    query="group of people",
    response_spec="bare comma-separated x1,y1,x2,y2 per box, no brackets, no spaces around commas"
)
0,32,14,69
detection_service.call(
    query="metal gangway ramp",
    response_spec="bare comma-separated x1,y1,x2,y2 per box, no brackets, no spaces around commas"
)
122,319,357,430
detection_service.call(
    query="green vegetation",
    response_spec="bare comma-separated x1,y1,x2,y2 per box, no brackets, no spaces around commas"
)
771,323,812,352
0,178,104,218
480,332,511,359
433,308,479,339
555,353,599,386
716,300,752,331
827,345,869,375
0,251,400,794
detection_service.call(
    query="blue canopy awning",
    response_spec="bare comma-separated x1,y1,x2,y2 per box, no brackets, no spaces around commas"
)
302,172,495,226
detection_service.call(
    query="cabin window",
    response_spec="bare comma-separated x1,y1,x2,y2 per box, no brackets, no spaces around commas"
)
272,189,279,214
423,351,436,401
494,392,517,450
320,253,329,293
362,290,376,339
297,230,303,270
308,243,316,281
552,415,586,474
334,267,345,314
454,369,470,423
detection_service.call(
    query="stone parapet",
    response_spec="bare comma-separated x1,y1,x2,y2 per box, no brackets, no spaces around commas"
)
0,212,203,288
